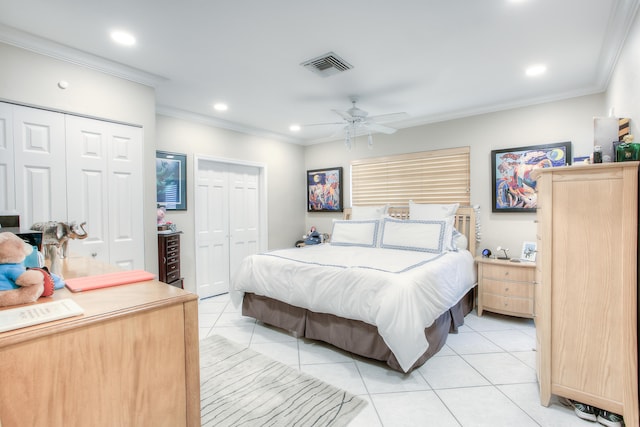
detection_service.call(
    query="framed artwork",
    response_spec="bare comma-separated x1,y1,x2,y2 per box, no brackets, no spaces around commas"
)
156,151,187,210
491,141,571,212
521,241,537,262
307,167,343,212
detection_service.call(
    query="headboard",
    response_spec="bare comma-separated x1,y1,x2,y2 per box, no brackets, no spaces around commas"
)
343,206,477,255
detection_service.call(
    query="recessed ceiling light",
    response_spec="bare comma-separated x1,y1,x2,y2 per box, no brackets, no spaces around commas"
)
110,30,136,46
526,64,547,77
289,124,301,132
213,103,228,111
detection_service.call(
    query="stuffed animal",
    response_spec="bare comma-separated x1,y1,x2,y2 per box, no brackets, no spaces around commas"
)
0,232,54,307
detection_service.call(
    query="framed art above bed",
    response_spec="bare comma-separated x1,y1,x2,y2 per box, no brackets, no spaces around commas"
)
307,167,343,212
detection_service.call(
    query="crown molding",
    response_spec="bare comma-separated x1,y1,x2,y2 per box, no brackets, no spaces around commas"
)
0,23,168,87
156,105,303,145
595,0,640,87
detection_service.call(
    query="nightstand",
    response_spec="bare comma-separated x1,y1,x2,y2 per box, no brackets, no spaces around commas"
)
475,256,536,318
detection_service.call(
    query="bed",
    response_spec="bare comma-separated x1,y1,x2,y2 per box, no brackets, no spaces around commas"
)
229,204,477,373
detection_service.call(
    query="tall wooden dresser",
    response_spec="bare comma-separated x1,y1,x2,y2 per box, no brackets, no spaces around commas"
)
532,162,639,425
158,231,183,288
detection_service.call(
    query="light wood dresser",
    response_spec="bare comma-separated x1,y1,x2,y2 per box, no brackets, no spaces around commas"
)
532,162,639,425
0,256,200,427
475,257,536,318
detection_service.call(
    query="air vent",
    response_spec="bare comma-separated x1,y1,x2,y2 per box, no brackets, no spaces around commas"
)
301,52,353,77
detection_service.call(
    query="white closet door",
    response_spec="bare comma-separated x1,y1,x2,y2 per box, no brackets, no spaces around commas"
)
66,116,143,269
228,164,260,278
13,105,67,227
106,124,143,270
0,103,14,212
195,161,230,298
65,116,109,262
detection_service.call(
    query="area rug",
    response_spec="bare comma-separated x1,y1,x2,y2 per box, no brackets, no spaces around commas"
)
200,334,367,427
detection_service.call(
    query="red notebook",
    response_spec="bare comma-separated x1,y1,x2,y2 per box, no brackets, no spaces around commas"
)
65,270,156,292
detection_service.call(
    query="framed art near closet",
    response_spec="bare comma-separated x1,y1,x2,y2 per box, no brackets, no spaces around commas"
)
156,151,187,210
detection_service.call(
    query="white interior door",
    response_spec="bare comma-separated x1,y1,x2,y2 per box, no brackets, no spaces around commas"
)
195,158,263,298
65,116,109,262
195,161,229,298
13,105,67,226
229,165,260,277
66,115,143,269
105,123,143,270
0,103,15,213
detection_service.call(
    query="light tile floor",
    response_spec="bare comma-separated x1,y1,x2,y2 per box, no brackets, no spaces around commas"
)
198,294,593,427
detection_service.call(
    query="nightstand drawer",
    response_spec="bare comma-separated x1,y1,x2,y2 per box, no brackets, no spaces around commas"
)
483,293,534,316
481,264,535,282
482,278,534,299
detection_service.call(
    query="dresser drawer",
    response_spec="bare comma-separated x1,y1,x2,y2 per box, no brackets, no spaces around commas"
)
481,264,535,282
482,293,534,316
483,278,534,299
166,270,181,283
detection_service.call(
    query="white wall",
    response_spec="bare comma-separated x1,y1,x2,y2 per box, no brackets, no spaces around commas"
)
606,5,640,137
155,115,306,293
305,93,606,256
0,42,159,273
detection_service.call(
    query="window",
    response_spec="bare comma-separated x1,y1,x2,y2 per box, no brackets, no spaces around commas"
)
350,146,470,206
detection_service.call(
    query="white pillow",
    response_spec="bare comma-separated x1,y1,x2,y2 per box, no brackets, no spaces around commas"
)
380,218,447,253
409,201,459,219
350,205,388,220
330,220,380,247
409,201,459,251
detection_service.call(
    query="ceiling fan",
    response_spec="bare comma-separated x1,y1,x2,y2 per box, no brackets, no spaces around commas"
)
305,98,408,150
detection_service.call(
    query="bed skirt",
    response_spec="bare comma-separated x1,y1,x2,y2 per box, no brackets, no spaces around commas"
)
241,288,475,372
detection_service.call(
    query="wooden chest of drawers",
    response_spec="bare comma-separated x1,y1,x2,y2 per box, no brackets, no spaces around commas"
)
475,257,536,318
158,232,183,288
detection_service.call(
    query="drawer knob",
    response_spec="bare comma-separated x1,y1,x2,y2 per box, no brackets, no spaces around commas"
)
504,271,509,276
505,287,509,292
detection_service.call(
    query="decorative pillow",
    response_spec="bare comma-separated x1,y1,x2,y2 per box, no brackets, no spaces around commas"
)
409,201,459,251
380,218,447,253
330,220,380,247
452,229,468,251
350,205,388,220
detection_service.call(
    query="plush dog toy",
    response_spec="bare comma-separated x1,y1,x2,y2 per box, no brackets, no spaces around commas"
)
0,232,54,307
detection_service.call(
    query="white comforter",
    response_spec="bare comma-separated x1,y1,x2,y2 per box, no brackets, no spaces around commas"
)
230,244,477,372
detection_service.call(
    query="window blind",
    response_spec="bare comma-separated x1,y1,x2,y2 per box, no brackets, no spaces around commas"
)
350,146,470,206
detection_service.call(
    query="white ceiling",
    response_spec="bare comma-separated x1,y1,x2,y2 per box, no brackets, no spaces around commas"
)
0,0,638,145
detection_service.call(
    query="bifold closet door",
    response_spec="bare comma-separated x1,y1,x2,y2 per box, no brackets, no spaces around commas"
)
195,160,261,298
65,115,144,269
12,105,67,226
0,103,14,212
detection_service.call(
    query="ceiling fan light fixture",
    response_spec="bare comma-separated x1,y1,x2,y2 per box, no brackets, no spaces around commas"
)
344,128,352,151
367,133,374,149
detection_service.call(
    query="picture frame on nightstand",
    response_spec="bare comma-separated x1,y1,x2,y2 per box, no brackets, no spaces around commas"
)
521,241,537,262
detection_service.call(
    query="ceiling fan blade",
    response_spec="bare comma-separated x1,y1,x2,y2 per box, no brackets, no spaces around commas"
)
367,112,409,123
365,122,398,134
332,109,353,120
301,122,344,127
